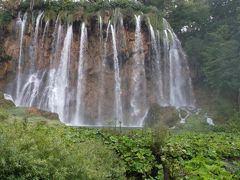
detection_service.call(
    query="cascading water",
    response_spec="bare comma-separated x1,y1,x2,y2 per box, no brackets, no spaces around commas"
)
14,12,44,106
29,11,44,73
53,25,73,121
41,21,63,111
111,25,123,127
74,23,88,124
15,12,27,102
130,15,148,127
163,19,195,107
39,19,49,65
6,11,195,127
41,20,49,47
97,16,103,124
97,21,111,125
149,24,165,106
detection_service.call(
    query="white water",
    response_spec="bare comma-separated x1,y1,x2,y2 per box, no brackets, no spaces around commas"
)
111,25,123,127
149,23,165,106
207,117,215,126
74,23,88,124
16,12,27,103
54,25,73,121
43,22,63,111
178,108,191,124
97,16,103,124
4,93,14,103
15,12,44,106
163,19,195,107
205,113,215,126
41,20,49,46
130,15,148,126
43,22,62,112
29,11,44,73
39,20,49,63
97,21,111,125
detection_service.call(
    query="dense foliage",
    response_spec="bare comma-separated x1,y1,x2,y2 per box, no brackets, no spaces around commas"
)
0,106,240,179
0,122,126,179
162,133,240,179
17,0,160,21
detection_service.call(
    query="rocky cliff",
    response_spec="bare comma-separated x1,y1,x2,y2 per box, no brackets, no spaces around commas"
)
1,7,195,127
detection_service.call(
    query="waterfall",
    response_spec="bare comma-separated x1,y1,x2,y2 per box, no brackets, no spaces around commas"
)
111,25,123,127
130,15,148,126
97,21,111,125
149,23,165,106
74,23,88,124
52,25,73,122
39,20,49,65
97,16,103,124
15,12,27,102
163,19,195,107
15,12,45,106
40,20,62,111
6,11,195,127
16,72,44,107
41,20,49,47
29,11,44,73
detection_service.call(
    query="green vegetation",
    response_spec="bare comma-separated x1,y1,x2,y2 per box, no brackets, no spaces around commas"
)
17,0,160,23
162,133,240,179
0,123,126,179
0,104,239,179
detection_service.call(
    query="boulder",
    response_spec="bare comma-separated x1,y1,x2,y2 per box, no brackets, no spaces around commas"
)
0,99,15,108
144,104,179,128
26,107,59,120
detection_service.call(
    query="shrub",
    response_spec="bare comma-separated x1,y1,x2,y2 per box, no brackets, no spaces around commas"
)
0,109,9,121
161,133,240,179
0,124,126,179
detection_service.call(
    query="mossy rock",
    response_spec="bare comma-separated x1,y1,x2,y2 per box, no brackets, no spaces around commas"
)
26,107,59,120
144,104,179,128
0,99,15,108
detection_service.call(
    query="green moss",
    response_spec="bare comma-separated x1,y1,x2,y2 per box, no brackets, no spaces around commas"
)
18,0,163,31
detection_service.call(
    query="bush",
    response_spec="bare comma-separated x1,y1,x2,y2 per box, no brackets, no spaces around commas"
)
0,109,9,121
213,112,240,133
0,124,126,179
161,133,240,179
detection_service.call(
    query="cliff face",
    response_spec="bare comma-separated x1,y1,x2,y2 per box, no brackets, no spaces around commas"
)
2,12,194,127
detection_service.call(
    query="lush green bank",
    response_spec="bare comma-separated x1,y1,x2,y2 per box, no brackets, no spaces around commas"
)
0,107,239,179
